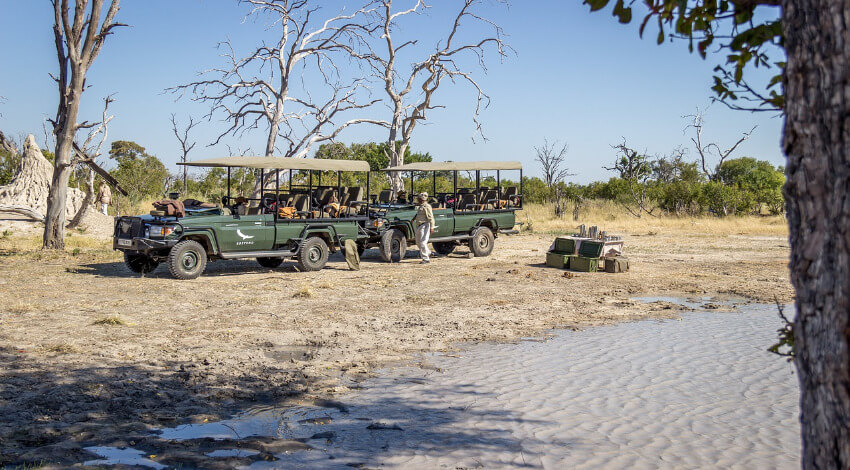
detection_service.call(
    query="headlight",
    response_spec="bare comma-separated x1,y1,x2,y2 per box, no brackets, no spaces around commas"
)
370,219,385,228
149,225,176,238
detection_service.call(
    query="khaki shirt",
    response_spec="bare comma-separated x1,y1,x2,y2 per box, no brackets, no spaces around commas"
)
97,185,112,204
413,202,434,227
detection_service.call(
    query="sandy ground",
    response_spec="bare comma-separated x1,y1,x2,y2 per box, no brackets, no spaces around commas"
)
124,302,798,469
0,222,793,466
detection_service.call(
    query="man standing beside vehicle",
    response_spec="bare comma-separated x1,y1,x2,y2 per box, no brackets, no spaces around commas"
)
97,183,112,215
413,192,435,264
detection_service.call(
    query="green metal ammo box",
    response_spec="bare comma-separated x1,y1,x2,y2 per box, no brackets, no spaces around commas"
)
546,251,571,269
577,240,604,258
569,256,599,272
553,237,577,254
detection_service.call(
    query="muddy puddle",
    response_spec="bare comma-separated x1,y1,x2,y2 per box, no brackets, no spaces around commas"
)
85,299,800,469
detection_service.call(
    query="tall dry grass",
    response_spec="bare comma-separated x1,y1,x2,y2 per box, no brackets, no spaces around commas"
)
0,230,113,255
518,200,789,237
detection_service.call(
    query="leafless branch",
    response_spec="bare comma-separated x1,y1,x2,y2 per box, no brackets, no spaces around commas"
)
684,108,756,181
168,0,378,164
73,94,115,165
363,0,511,192
534,138,571,187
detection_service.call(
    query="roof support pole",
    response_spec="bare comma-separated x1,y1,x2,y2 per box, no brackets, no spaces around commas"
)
453,170,457,207
476,170,480,206
227,167,231,202
432,171,436,202
519,168,523,209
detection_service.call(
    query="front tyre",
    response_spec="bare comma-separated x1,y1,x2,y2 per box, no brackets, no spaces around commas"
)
124,252,159,274
297,237,329,272
470,226,495,257
379,228,406,263
432,241,456,256
257,257,284,268
168,240,208,280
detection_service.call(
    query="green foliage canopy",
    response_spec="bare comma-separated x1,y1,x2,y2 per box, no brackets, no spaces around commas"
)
108,140,171,203
584,0,784,112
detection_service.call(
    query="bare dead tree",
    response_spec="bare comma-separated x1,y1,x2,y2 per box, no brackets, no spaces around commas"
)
685,109,756,181
170,114,199,195
44,0,124,249
607,139,656,218
68,95,114,229
534,139,570,187
356,0,509,193
533,139,572,218
169,0,379,195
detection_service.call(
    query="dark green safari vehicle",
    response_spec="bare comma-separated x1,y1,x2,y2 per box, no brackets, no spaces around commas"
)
364,161,523,261
113,156,373,279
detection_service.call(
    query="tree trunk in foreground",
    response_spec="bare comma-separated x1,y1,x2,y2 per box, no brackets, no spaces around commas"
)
783,1,850,467
43,114,76,249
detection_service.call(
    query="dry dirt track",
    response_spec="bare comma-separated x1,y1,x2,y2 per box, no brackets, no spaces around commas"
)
0,229,793,466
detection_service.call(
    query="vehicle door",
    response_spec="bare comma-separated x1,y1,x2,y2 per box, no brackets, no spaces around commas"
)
274,216,305,248
452,210,477,234
216,214,274,252
432,207,454,237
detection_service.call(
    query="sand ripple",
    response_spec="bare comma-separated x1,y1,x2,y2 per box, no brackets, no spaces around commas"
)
157,303,800,469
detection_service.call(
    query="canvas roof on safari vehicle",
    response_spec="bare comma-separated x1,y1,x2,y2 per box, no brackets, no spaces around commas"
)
178,156,371,172
383,161,522,171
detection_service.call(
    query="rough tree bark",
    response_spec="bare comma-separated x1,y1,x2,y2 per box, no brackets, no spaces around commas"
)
44,0,122,249
783,1,850,467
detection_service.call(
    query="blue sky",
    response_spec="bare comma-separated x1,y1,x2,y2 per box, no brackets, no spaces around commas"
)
0,0,784,183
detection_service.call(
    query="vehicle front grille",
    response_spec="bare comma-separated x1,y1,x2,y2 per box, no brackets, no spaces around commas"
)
115,217,143,238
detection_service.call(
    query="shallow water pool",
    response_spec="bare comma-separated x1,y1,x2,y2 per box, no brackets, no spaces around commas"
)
90,301,800,469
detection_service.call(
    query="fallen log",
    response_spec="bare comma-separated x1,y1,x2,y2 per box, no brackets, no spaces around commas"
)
0,205,45,221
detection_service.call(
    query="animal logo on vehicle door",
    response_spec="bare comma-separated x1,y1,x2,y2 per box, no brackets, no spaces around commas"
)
236,229,255,245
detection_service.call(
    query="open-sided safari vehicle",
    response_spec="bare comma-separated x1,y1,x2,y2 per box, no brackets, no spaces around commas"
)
366,161,522,261
113,156,372,279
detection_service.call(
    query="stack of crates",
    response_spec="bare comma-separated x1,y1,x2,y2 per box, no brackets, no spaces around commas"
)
569,240,604,272
546,237,576,269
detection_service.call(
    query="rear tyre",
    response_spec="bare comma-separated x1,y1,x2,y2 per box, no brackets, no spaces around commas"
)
297,237,329,271
470,227,495,257
379,229,406,263
432,241,456,256
168,240,207,280
257,257,284,268
124,252,159,274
